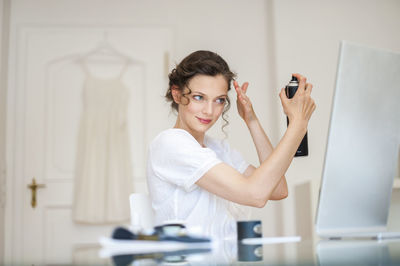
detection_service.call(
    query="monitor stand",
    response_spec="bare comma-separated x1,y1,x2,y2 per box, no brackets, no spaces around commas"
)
326,231,400,241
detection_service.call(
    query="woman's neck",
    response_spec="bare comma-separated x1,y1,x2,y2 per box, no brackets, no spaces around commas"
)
173,122,205,147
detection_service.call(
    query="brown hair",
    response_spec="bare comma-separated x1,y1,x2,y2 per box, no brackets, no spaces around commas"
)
166,50,236,132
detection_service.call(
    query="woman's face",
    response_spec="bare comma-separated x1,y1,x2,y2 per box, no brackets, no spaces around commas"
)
174,74,228,138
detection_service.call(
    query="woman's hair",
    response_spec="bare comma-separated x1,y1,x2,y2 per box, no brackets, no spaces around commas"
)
166,50,236,132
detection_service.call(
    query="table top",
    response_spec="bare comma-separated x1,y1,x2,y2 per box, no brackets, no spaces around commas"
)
99,238,400,265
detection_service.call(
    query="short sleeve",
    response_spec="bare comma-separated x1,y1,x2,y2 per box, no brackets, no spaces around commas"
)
148,129,222,192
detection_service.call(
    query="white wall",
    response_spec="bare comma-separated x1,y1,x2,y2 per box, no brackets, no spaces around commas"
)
0,0,10,261
271,0,400,239
273,0,400,183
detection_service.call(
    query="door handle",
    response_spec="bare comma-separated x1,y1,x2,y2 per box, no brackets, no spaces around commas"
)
27,177,46,209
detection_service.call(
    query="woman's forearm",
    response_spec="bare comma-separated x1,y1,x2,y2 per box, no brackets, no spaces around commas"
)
246,115,288,200
245,115,273,164
248,120,307,204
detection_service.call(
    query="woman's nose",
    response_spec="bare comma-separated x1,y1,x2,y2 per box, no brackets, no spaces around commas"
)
202,101,213,115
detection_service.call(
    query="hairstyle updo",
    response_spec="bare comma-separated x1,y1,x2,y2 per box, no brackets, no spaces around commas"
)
166,50,236,132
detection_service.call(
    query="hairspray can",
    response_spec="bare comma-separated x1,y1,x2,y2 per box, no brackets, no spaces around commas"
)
285,76,309,157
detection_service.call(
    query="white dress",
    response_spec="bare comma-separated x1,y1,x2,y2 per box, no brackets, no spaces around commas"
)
147,128,250,240
73,63,134,224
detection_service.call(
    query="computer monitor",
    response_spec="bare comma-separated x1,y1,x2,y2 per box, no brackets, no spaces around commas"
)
315,41,400,238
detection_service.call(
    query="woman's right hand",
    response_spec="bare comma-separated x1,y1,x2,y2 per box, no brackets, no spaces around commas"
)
279,73,316,127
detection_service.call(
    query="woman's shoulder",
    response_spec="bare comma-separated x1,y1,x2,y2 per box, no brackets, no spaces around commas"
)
150,128,200,149
204,135,230,152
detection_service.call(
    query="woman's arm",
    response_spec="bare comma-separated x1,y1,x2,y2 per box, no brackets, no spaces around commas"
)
196,74,315,207
234,80,287,200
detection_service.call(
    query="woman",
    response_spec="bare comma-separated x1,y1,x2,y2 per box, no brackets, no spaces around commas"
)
146,50,316,239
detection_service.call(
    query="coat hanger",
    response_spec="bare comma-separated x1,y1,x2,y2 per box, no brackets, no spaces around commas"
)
45,31,145,75
81,31,143,65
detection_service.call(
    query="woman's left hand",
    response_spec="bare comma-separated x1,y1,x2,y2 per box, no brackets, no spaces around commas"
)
234,80,256,123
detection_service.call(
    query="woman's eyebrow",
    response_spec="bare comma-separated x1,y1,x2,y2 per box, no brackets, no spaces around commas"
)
192,91,227,98
192,91,205,95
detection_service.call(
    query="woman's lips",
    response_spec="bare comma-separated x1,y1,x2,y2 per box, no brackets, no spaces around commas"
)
197,117,212,124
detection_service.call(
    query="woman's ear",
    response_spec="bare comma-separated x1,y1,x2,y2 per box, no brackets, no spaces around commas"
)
171,85,181,104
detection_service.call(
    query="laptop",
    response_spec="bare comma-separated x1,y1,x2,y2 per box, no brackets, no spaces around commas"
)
315,41,400,239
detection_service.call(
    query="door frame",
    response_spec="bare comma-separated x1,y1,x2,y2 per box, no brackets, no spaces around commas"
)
0,0,11,263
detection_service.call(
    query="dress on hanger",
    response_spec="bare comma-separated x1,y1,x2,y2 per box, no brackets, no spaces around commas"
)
73,62,134,224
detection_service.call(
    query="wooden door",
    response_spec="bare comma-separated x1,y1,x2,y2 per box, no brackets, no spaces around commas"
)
6,27,173,264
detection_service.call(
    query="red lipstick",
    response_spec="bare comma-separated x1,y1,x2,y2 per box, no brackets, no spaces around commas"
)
197,117,212,124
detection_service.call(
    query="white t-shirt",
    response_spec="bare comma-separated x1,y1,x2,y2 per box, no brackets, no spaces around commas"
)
146,128,250,240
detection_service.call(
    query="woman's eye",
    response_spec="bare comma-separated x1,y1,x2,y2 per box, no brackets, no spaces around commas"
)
216,98,226,104
193,95,203,101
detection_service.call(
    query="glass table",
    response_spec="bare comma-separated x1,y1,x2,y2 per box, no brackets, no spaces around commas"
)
96,238,400,265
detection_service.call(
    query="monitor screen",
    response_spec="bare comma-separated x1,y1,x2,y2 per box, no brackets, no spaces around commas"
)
315,41,400,238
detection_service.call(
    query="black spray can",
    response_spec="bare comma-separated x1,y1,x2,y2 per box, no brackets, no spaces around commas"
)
285,76,309,157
